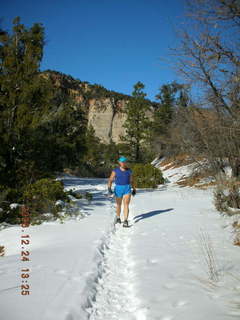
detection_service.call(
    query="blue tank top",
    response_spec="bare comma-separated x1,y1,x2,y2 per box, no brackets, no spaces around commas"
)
113,167,132,185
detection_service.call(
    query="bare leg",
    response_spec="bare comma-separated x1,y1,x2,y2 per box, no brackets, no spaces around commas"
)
115,197,123,217
123,193,131,220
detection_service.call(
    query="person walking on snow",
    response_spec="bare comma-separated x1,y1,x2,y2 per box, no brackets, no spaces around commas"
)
107,156,136,227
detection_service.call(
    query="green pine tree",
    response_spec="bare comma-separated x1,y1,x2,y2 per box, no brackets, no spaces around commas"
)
0,16,54,187
120,81,152,163
151,82,190,155
153,82,190,136
153,83,176,136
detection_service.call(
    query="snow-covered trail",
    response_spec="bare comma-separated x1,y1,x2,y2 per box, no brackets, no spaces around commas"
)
129,185,240,320
0,177,114,320
84,183,240,320
86,201,145,320
0,173,240,320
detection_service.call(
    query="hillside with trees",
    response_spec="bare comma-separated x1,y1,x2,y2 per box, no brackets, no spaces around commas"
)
0,16,188,225
1,0,240,231
1,2,240,319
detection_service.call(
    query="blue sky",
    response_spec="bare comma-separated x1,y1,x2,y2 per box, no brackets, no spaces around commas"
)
2,0,187,101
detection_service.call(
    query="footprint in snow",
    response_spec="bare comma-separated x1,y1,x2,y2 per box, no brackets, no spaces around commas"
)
34,264,44,270
55,269,68,275
69,276,82,282
172,300,188,308
163,282,177,290
146,258,159,265
187,264,197,270
160,316,174,320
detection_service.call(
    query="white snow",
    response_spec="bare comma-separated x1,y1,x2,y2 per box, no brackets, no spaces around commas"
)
9,203,20,209
0,170,240,320
55,200,66,207
155,160,197,185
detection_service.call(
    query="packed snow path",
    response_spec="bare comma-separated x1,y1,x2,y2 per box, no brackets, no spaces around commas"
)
0,174,240,320
85,198,146,320
83,184,240,320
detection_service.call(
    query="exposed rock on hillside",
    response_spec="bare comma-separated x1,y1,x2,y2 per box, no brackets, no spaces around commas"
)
41,70,154,143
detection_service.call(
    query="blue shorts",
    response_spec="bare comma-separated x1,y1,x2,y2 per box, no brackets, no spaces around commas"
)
114,184,132,198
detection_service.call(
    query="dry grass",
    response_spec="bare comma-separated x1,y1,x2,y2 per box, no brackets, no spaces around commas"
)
232,221,240,246
214,178,240,216
196,181,217,189
0,246,5,257
233,237,240,246
160,154,216,188
198,228,220,282
176,169,215,189
163,163,176,171
177,175,202,187
214,178,240,246
160,153,196,170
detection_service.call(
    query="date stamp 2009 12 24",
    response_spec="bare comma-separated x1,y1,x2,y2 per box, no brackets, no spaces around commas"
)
20,205,31,296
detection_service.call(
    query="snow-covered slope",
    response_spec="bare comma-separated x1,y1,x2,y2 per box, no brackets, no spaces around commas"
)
0,170,240,320
153,157,215,188
158,160,196,184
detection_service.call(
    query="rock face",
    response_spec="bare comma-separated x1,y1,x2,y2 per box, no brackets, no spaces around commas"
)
88,98,128,143
43,70,154,144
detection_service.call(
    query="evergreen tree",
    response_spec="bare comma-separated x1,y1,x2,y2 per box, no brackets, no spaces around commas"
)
121,82,152,163
152,82,190,155
153,82,190,135
0,16,54,187
153,83,177,136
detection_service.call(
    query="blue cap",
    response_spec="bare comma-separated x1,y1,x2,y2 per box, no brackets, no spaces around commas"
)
118,156,128,162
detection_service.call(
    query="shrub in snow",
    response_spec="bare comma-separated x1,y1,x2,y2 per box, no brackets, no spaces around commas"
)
214,178,240,216
0,205,21,225
66,189,83,199
232,220,240,246
23,178,67,203
0,186,22,203
65,189,93,202
132,163,164,188
0,186,24,224
85,191,93,202
214,178,240,246
23,178,69,224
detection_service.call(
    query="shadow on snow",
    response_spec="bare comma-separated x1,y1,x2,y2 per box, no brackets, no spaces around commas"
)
133,208,174,223
60,177,109,214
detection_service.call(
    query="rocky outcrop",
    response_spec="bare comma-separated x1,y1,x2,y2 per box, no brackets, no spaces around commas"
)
42,70,154,144
88,98,128,143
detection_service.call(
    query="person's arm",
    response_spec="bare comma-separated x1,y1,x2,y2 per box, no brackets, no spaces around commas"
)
108,170,116,191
